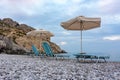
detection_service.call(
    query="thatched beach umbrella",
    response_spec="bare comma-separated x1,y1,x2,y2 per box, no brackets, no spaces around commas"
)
61,16,101,54
27,29,54,37
27,29,54,51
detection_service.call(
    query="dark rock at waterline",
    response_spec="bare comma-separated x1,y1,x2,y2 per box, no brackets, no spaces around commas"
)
0,35,27,54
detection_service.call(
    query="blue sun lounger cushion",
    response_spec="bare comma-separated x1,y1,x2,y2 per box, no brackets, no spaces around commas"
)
42,41,70,59
32,45,39,56
42,41,54,57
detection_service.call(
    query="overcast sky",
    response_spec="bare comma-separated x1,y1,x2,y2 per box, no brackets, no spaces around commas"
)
0,0,120,61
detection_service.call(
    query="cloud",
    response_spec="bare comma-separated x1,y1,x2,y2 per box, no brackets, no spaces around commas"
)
58,41,67,46
98,0,120,14
61,31,71,35
98,0,113,9
103,35,120,41
52,0,68,4
0,0,119,17
0,0,44,16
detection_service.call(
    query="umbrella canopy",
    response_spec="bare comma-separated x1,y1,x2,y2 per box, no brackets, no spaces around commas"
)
27,29,54,37
61,16,101,54
26,29,54,51
61,16,101,30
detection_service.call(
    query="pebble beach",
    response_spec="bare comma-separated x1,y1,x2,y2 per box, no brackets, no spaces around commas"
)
0,54,120,80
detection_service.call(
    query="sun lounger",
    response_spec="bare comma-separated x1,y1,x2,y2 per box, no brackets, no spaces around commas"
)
97,56,110,62
42,42,54,57
74,54,109,62
74,54,93,61
26,44,41,57
42,41,69,59
31,45,40,56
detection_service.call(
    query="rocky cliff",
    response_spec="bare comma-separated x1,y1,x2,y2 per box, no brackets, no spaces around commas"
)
0,18,66,54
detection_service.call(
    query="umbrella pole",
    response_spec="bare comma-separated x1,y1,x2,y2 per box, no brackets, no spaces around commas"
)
81,30,82,54
40,34,42,51
80,21,83,54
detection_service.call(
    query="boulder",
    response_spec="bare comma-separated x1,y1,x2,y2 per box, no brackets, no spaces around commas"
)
0,35,27,54
18,24,35,33
2,18,19,27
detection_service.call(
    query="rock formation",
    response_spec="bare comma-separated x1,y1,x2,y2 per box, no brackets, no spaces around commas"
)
0,18,66,54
